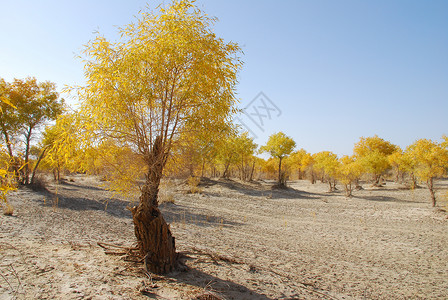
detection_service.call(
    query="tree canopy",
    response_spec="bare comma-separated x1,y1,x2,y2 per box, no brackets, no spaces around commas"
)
0,77,64,184
353,135,398,185
260,132,296,186
74,0,243,274
406,139,448,206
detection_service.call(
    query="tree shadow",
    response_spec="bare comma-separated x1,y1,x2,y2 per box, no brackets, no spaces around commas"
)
355,195,413,203
160,203,244,228
55,180,106,192
200,178,267,198
33,187,133,219
167,253,271,300
199,177,323,201
269,186,324,200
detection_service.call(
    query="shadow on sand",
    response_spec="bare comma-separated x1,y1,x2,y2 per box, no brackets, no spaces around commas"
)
355,194,427,204
32,182,241,229
199,177,323,201
164,253,271,300
160,202,244,228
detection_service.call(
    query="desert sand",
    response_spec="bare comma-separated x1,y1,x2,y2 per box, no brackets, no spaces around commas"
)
1,175,447,299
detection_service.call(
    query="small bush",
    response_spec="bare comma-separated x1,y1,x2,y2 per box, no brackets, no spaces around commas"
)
30,174,48,192
159,179,176,204
2,201,13,216
187,176,202,194
159,191,175,204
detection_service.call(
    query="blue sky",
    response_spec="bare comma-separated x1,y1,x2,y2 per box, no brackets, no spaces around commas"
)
1,0,447,155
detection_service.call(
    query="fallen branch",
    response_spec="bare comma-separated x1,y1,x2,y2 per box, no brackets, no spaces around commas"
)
187,247,245,265
97,241,138,251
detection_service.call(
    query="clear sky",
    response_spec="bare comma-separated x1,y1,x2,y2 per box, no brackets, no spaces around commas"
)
1,0,447,156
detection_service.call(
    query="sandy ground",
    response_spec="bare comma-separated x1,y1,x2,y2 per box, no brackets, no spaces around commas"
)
1,175,447,299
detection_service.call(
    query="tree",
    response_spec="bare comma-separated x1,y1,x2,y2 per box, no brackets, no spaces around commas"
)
313,151,340,192
36,114,88,183
301,152,316,184
215,132,257,180
0,77,64,184
388,148,405,183
0,93,17,208
234,132,257,181
338,155,363,197
289,148,308,179
353,135,398,186
215,131,241,178
172,121,233,178
406,139,448,207
260,132,296,186
75,0,242,273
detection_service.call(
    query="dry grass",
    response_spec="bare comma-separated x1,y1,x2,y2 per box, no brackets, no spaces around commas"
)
187,176,202,194
2,201,13,216
29,174,48,192
159,179,176,204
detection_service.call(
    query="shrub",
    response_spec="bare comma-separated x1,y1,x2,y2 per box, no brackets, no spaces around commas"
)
187,176,202,194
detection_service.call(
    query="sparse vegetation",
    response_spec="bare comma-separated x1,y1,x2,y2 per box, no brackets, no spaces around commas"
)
2,201,13,216
0,0,447,298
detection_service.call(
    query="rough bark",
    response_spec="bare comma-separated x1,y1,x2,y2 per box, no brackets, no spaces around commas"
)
131,136,176,274
131,189,176,274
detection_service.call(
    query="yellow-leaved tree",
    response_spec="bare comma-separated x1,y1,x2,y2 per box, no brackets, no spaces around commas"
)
0,84,17,213
233,132,258,181
387,148,406,183
338,155,363,197
313,151,340,192
405,138,448,207
0,77,64,185
301,152,316,184
37,113,88,183
353,135,398,186
74,0,242,273
215,129,241,178
260,132,296,187
289,148,309,180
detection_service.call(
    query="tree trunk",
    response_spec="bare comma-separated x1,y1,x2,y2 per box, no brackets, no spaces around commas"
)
310,171,315,184
1,125,14,158
130,136,176,274
426,178,436,207
201,159,206,177
249,161,255,182
1,125,20,182
408,173,417,189
344,183,352,197
56,161,61,182
278,157,283,185
30,146,48,184
130,185,176,274
23,129,32,184
222,161,231,179
373,174,381,187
